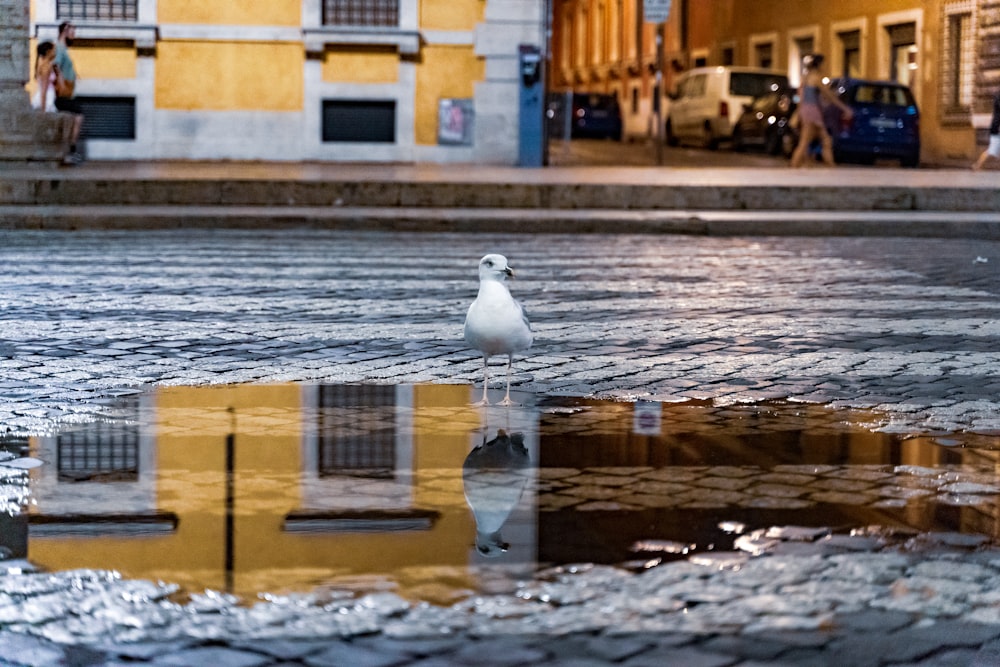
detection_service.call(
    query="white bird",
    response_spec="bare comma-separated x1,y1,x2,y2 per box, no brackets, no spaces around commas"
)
464,254,533,406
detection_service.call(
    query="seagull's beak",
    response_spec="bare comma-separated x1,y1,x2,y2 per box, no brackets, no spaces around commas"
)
504,266,515,278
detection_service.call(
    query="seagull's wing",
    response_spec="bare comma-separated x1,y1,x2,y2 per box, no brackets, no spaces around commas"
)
513,297,531,330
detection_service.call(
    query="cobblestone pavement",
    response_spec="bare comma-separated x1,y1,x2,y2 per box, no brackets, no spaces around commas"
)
3,229,1000,665
2,229,999,435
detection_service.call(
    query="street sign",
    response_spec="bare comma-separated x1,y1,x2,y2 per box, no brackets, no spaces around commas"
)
644,0,671,23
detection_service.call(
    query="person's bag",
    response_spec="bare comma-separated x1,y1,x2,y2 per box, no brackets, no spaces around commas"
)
53,65,74,98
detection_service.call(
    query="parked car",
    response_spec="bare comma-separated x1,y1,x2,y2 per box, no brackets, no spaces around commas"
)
823,78,920,167
548,92,623,140
732,84,798,156
665,66,789,149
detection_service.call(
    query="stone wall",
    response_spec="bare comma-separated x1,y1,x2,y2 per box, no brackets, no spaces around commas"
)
473,0,546,164
0,0,73,163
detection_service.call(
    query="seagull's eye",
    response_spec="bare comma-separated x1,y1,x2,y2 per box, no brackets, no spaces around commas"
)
485,260,493,267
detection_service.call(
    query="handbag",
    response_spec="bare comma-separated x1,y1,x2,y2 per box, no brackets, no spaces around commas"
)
53,66,74,98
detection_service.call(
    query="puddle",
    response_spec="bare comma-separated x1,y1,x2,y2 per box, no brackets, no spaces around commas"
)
3,383,1000,606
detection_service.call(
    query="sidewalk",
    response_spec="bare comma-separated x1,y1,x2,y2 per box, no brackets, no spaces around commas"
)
3,160,1000,237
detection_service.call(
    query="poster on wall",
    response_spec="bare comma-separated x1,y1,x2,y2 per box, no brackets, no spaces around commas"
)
438,99,474,145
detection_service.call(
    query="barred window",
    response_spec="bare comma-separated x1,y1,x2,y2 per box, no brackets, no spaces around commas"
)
323,0,399,27
316,385,397,478
57,420,139,483
943,9,975,111
56,0,137,21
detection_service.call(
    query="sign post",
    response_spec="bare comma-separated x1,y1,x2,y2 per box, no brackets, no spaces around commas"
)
643,0,671,166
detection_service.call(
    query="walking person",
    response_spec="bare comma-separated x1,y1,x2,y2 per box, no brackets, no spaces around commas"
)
53,21,83,165
790,54,853,168
31,42,57,113
973,91,1000,170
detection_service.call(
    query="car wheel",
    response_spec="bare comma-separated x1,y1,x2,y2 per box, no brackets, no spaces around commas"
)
704,122,718,150
732,126,746,152
764,128,781,156
781,130,798,158
666,120,679,147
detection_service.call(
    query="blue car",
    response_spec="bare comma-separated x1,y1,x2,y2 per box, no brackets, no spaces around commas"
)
548,93,623,141
824,78,920,167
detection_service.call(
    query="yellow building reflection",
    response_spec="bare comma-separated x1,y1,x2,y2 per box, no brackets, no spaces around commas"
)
29,383,540,599
24,387,1000,599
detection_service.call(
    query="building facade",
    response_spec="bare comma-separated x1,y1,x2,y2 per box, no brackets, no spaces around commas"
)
549,0,662,139
552,0,1000,164
27,0,546,163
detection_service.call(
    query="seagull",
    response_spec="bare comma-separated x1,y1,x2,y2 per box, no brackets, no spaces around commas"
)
464,254,533,406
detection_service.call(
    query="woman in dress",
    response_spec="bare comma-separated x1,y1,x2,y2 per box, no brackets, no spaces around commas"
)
790,54,853,168
31,41,57,113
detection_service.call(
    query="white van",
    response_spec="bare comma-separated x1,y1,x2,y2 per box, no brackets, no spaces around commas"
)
665,66,788,149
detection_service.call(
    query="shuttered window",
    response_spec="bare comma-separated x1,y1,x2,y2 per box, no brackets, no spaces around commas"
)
76,96,135,140
322,100,396,143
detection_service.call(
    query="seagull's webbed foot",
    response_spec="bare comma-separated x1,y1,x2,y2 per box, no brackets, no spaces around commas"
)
498,396,517,407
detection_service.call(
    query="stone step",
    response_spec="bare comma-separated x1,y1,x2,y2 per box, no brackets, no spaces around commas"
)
2,175,1000,211
2,204,998,238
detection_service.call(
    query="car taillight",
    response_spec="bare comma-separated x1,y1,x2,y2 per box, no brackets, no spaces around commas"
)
720,101,729,118
840,114,852,133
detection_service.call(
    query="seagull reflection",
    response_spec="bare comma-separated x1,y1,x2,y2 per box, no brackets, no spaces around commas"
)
462,429,531,557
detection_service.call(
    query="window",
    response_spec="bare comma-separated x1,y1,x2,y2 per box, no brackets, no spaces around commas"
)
729,72,788,97
838,30,861,78
886,22,917,85
943,9,974,111
316,385,397,477
681,74,706,99
77,96,135,140
323,0,399,27
795,36,815,58
721,46,734,66
322,100,396,142
56,0,137,21
755,42,773,69
57,420,139,482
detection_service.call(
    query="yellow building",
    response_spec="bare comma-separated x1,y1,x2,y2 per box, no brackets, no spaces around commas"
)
549,0,662,139
553,0,997,164
27,0,547,163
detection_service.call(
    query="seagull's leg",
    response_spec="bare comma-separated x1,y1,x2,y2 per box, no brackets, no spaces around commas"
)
499,354,515,406
473,354,490,406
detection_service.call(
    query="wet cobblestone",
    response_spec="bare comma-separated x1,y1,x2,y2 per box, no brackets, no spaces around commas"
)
3,230,1000,664
1,231,999,436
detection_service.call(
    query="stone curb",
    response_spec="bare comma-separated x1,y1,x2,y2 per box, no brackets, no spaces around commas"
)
2,205,1000,238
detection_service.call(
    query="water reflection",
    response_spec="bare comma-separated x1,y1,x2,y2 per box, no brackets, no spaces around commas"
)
0,438,40,560
10,384,1000,599
463,429,531,557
